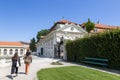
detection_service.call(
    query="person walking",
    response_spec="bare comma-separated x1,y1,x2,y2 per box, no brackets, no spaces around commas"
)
11,52,21,78
23,49,32,75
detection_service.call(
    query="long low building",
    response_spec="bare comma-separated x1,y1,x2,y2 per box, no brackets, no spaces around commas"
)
0,41,29,57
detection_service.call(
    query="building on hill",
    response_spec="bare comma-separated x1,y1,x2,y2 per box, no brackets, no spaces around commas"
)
37,20,119,60
0,41,28,57
81,22,119,33
36,20,87,60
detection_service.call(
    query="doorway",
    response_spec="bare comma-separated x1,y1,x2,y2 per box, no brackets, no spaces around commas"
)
41,48,43,55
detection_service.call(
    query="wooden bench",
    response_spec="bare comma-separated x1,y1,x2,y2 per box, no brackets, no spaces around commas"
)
81,57,108,67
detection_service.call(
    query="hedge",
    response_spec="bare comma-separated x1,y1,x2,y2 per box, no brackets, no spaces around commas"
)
66,29,120,70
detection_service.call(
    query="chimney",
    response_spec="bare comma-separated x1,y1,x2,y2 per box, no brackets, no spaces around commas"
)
97,21,99,24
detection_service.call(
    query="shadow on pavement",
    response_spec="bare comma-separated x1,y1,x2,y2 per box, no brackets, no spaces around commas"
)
18,72,26,74
6,72,26,80
6,75,13,80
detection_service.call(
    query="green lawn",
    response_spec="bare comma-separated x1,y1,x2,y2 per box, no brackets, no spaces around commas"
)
37,66,120,80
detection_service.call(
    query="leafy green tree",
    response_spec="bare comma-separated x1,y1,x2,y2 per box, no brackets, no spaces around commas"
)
29,37,36,52
85,18,95,33
36,29,50,42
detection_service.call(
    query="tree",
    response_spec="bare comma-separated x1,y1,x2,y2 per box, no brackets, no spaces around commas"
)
29,38,36,52
84,18,95,33
36,29,50,42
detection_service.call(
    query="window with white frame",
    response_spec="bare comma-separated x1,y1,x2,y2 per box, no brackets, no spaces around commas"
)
15,49,18,53
20,49,24,55
4,49,7,55
0,49,1,55
9,49,13,55
71,27,74,31
94,28,98,32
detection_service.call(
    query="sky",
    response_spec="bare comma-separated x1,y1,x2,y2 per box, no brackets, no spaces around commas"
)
0,0,120,42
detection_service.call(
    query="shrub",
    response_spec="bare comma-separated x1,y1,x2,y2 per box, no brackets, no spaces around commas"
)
66,29,120,70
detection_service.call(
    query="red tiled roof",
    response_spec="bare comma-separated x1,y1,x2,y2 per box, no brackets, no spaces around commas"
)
81,23,119,29
50,19,77,31
95,24,118,29
59,20,76,24
0,41,23,46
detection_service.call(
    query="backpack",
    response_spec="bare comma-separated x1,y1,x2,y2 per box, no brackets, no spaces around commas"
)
24,56,31,63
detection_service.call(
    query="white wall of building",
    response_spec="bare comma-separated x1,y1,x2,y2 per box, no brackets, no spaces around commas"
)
37,23,87,60
0,47,26,57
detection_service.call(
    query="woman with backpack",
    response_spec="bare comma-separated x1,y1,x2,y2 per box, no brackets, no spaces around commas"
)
23,49,32,75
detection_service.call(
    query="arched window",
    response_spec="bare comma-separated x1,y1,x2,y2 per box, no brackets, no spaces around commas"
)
0,49,1,55
4,49,7,55
20,49,24,55
9,49,13,55
15,49,18,53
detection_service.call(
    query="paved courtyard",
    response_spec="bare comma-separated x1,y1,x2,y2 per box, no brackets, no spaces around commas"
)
0,55,119,80
0,55,78,80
